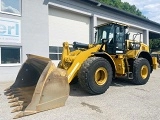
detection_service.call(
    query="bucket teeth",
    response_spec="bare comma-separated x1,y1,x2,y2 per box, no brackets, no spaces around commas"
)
6,92,13,96
5,88,19,94
13,111,24,119
3,56,70,119
7,94,22,99
8,97,19,103
5,88,17,93
9,97,25,102
4,90,12,95
11,106,23,113
7,95,15,99
10,101,24,107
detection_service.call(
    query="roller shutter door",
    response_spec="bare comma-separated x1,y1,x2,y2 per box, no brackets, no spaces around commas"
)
48,7,90,65
129,27,143,42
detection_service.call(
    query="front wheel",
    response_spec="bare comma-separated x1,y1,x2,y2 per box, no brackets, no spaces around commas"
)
78,57,113,95
131,58,151,85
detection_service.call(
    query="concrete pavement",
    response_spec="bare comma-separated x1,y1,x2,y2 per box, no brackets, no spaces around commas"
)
0,69,160,120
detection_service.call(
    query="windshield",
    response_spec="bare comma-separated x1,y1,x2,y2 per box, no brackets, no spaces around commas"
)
96,24,114,44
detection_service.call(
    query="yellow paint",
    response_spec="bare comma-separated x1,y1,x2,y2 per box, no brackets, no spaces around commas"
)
152,57,158,69
60,42,116,83
141,65,148,79
95,67,108,85
126,50,139,58
111,55,125,75
60,42,100,83
125,40,149,58
60,39,156,83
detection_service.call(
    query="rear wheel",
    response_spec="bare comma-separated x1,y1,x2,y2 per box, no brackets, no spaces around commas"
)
78,57,113,95
131,58,150,85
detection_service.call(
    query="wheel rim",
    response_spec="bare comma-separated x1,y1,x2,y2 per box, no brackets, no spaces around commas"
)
95,67,108,85
141,65,148,79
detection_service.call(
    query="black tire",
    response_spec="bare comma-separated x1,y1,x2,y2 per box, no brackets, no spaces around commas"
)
78,57,113,95
132,58,151,85
70,76,78,85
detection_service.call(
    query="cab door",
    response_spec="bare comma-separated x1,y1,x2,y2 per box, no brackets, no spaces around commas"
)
115,25,125,54
107,25,125,55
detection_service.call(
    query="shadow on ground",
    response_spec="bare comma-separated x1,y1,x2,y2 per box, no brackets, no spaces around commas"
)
69,83,90,97
111,78,136,87
69,78,136,97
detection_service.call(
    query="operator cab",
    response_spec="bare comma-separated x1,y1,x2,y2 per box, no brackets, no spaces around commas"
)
95,22,129,55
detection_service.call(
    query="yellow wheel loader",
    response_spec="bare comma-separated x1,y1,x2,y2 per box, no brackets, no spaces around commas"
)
4,22,158,119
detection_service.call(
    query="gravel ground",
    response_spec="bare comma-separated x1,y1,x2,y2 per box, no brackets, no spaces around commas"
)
0,68,160,120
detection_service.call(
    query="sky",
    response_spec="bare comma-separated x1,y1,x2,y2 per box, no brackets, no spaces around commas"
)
121,0,160,24
1,0,20,14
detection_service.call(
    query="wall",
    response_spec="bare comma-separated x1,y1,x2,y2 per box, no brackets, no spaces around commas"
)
0,0,49,82
49,0,160,45
129,27,143,42
49,0,160,33
0,0,159,81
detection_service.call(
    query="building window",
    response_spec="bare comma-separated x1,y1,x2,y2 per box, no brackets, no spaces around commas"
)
0,0,21,15
49,46,62,60
49,46,75,60
0,47,21,65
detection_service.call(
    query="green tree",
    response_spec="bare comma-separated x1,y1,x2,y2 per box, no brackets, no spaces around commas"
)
97,0,160,51
150,39,160,52
97,0,146,18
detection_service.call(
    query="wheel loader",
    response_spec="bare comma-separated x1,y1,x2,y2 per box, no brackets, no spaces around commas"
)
4,22,158,119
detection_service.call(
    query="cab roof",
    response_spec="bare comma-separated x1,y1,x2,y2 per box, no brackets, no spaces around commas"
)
95,21,129,28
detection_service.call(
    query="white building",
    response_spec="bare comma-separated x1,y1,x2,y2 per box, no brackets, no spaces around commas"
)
0,0,160,81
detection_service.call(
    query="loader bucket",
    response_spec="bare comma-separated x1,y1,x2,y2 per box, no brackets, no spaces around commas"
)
4,54,69,119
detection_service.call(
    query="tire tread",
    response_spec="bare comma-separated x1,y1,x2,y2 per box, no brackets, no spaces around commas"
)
78,57,112,94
